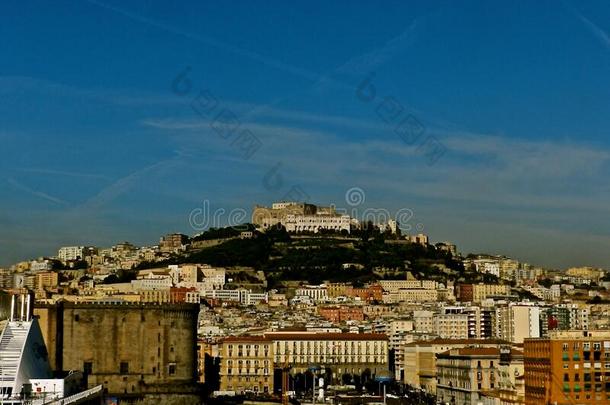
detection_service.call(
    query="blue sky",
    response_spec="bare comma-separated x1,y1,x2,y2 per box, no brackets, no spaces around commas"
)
1,0,610,269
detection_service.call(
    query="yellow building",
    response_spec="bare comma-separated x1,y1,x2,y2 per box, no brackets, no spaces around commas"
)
268,331,388,378
326,282,350,298
219,332,389,393
36,271,59,290
436,347,524,405
401,338,509,394
219,336,273,394
565,267,605,282
393,288,439,303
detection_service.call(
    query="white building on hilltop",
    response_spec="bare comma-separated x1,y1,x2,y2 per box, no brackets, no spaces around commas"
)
283,214,351,233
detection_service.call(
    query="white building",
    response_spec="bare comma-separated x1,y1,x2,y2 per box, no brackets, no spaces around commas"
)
203,289,267,305
558,303,590,330
379,280,437,292
29,260,53,272
383,289,438,303
131,273,173,290
413,310,435,333
294,285,328,302
284,214,351,234
473,259,500,278
433,313,469,339
58,246,85,262
495,303,541,343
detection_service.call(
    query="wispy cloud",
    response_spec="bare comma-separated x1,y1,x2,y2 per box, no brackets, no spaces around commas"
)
7,178,65,205
0,75,186,107
140,112,610,214
84,0,321,82
16,167,112,181
77,158,181,211
576,13,610,50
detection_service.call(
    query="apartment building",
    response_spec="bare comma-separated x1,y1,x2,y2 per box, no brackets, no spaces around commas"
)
434,313,470,339
295,285,328,302
443,306,495,339
327,282,350,298
524,330,610,405
458,283,510,303
219,336,273,394
203,289,268,305
414,310,435,333
436,347,524,405
379,280,437,292
131,273,173,290
496,304,542,343
401,339,509,394
384,288,439,303
218,332,388,393
35,271,59,290
318,306,365,322
268,332,388,378
58,246,87,262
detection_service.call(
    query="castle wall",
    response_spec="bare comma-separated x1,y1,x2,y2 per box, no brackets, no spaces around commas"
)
35,301,200,397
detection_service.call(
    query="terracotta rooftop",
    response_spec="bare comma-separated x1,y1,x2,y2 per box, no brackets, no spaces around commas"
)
404,338,509,347
265,332,388,341
437,347,523,357
223,335,271,342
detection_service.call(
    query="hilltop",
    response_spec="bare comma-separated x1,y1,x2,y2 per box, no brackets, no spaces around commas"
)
136,225,500,289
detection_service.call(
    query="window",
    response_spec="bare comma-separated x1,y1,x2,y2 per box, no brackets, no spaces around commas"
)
169,363,176,375
120,362,129,374
84,362,92,374
74,314,80,322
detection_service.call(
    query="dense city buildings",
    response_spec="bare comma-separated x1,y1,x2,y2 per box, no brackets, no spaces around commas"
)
0,200,609,404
